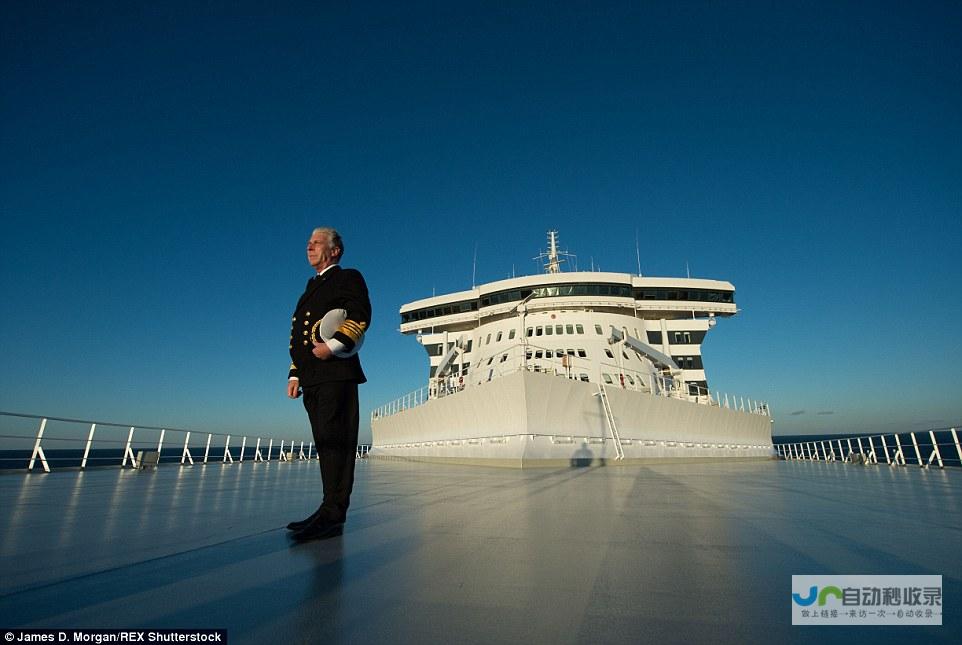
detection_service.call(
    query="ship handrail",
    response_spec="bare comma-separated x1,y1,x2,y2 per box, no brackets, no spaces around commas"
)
774,427,962,469
371,432,774,452
0,410,372,473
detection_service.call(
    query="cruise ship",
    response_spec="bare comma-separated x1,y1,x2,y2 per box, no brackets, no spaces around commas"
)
370,232,773,466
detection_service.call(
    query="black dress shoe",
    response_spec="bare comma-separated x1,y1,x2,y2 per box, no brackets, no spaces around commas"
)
286,507,322,531
291,517,344,542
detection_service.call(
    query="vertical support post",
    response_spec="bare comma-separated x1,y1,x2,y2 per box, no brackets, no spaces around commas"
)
239,436,247,462
910,432,923,467
846,439,853,462
122,427,137,467
156,429,166,465
952,428,962,465
81,423,97,469
28,418,50,473
267,438,273,461
894,434,905,466
203,434,212,464
254,437,263,462
308,442,313,460
928,430,943,468
856,437,865,459
298,441,306,459
223,435,233,463
279,440,287,461
867,436,877,464
880,435,890,464
181,431,194,465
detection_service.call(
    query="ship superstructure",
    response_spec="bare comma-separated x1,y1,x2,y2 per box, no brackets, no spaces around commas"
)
371,232,772,466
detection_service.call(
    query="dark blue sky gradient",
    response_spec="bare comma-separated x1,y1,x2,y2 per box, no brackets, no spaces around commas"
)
2,1,960,441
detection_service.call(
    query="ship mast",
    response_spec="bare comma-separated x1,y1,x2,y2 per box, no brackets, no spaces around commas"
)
537,230,572,274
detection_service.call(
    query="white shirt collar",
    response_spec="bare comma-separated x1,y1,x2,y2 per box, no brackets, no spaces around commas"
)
316,264,338,278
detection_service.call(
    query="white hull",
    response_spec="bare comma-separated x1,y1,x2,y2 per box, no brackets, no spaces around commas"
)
371,370,773,467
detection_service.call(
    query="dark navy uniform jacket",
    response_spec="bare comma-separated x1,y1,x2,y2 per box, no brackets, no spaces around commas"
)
288,265,371,387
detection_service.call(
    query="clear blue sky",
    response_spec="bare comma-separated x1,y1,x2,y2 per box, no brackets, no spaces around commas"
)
2,1,960,443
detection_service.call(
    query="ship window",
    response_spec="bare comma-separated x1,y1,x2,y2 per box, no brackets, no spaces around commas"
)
486,334,491,345
545,326,553,336
623,350,630,360
535,350,543,359
567,349,576,357
595,324,603,335
566,324,574,334
673,332,682,343
486,357,494,366
525,350,532,360
496,332,502,342
579,374,589,382
576,324,584,334
536,326,543,336
577,349,587,358
465,340,473,353
684,332,691,344
604,349,614,359
500,354,508,363
556,325,563,334
626,374,635,385
526,327,533,337
487,370,493,382
508,329,516,340
603,373,613,384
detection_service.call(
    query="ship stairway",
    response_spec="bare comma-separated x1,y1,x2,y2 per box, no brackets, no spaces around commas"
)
595,384,625,460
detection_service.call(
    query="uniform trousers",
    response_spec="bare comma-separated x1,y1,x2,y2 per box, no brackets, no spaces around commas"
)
301,380,359,523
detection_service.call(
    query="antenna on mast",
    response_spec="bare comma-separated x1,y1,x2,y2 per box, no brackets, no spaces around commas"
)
472,244,478,288
635,229,642,276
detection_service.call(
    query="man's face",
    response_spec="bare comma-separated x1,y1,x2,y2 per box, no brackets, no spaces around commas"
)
307,233,339,271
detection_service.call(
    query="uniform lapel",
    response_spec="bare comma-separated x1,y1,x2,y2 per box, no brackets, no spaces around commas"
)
295,265,340,311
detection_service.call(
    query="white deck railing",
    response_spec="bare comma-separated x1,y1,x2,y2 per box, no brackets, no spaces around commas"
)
0,411,371,473
775,428,962,469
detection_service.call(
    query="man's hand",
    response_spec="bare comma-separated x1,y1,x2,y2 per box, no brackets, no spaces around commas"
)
287,379,301,399
312,341,333,360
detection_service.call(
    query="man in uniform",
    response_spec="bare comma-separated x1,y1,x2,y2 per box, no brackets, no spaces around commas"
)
286,227,371,541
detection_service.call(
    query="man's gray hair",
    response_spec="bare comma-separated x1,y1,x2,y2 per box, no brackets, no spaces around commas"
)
312,227,344,257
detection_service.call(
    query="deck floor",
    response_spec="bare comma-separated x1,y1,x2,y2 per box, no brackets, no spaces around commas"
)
1,458,959,644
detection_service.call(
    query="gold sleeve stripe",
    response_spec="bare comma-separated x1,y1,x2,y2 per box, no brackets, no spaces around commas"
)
337,320,367,342
289,363,297,371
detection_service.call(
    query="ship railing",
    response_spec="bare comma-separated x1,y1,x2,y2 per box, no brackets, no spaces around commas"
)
773,426,962,469
0,410,370,473
371,386,431,420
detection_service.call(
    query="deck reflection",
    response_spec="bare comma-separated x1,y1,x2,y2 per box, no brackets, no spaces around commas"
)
1,459,959,644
